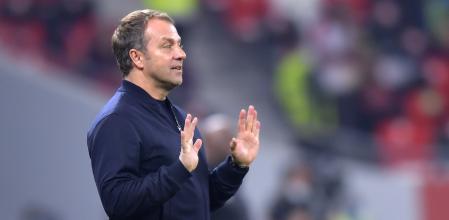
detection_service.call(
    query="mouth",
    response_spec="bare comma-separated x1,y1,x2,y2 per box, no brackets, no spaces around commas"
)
171,65,183,71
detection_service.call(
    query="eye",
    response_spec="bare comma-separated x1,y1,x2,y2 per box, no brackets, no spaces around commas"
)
179,43,184,49
162,44,172,48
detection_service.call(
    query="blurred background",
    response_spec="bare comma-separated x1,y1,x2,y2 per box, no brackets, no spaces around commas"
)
1,0,449,219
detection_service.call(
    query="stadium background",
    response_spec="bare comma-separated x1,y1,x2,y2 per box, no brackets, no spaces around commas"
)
1,0,449,219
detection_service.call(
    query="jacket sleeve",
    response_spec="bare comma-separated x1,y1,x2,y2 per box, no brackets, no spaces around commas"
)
87,114,191,218
208,156,249,210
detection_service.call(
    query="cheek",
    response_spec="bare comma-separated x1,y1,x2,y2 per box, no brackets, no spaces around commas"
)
150,54,170,67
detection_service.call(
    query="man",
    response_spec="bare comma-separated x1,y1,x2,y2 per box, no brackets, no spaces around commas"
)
87,9,260,220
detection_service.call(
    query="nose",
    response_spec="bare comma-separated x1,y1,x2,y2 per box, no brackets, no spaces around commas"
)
174,46,186,60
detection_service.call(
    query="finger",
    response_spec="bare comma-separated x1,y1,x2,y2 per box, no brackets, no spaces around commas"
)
238,109,246,133
246,105,255,132
254,120,261,140
193,138,202,152
184,114,192,131
180,131,187,150
251,110,258,134
190,117,198,134
184,114,195,140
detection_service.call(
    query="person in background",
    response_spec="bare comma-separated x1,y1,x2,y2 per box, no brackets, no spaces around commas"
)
202,113,251,220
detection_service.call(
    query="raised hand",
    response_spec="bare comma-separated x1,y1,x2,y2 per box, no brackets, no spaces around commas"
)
230,105,261,167
179,114,203,172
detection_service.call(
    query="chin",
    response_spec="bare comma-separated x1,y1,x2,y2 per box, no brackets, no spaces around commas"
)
164,80,182,91
173,77,183,86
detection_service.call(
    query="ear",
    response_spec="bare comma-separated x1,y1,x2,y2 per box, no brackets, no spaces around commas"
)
129,49,145,69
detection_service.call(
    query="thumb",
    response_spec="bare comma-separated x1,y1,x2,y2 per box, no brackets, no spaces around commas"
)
193,139,202,153
230,137,237,151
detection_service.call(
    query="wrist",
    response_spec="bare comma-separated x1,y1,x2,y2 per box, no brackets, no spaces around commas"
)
230,156,249,169
179,156,196,173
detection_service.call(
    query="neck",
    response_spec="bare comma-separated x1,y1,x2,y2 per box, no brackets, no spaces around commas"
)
124,71,168,101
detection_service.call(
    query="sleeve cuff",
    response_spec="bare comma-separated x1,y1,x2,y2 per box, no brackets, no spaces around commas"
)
213,156,249,186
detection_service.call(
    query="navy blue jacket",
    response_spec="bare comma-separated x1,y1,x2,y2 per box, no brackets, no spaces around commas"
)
87,80,248,220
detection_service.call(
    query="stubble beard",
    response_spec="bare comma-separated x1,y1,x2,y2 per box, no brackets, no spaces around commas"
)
154,71,182,92
144,54,182,92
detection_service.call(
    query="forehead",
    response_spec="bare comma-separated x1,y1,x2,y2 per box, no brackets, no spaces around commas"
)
145,19,181,42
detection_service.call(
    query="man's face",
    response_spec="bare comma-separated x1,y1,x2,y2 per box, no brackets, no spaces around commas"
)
142,19,186,90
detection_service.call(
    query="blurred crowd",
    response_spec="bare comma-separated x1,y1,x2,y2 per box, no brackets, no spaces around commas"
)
271,1,449,219
272,0,449,167
271,1,449,218
0,0,118,91
1,0,449,220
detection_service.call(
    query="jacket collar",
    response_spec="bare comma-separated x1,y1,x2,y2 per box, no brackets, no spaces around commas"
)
118,80,168,107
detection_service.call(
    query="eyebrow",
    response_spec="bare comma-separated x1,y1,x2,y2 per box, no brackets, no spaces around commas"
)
161,37,182,44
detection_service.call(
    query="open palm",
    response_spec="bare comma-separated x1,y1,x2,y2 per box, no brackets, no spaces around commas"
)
230,105,260,167
179,114,202,172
